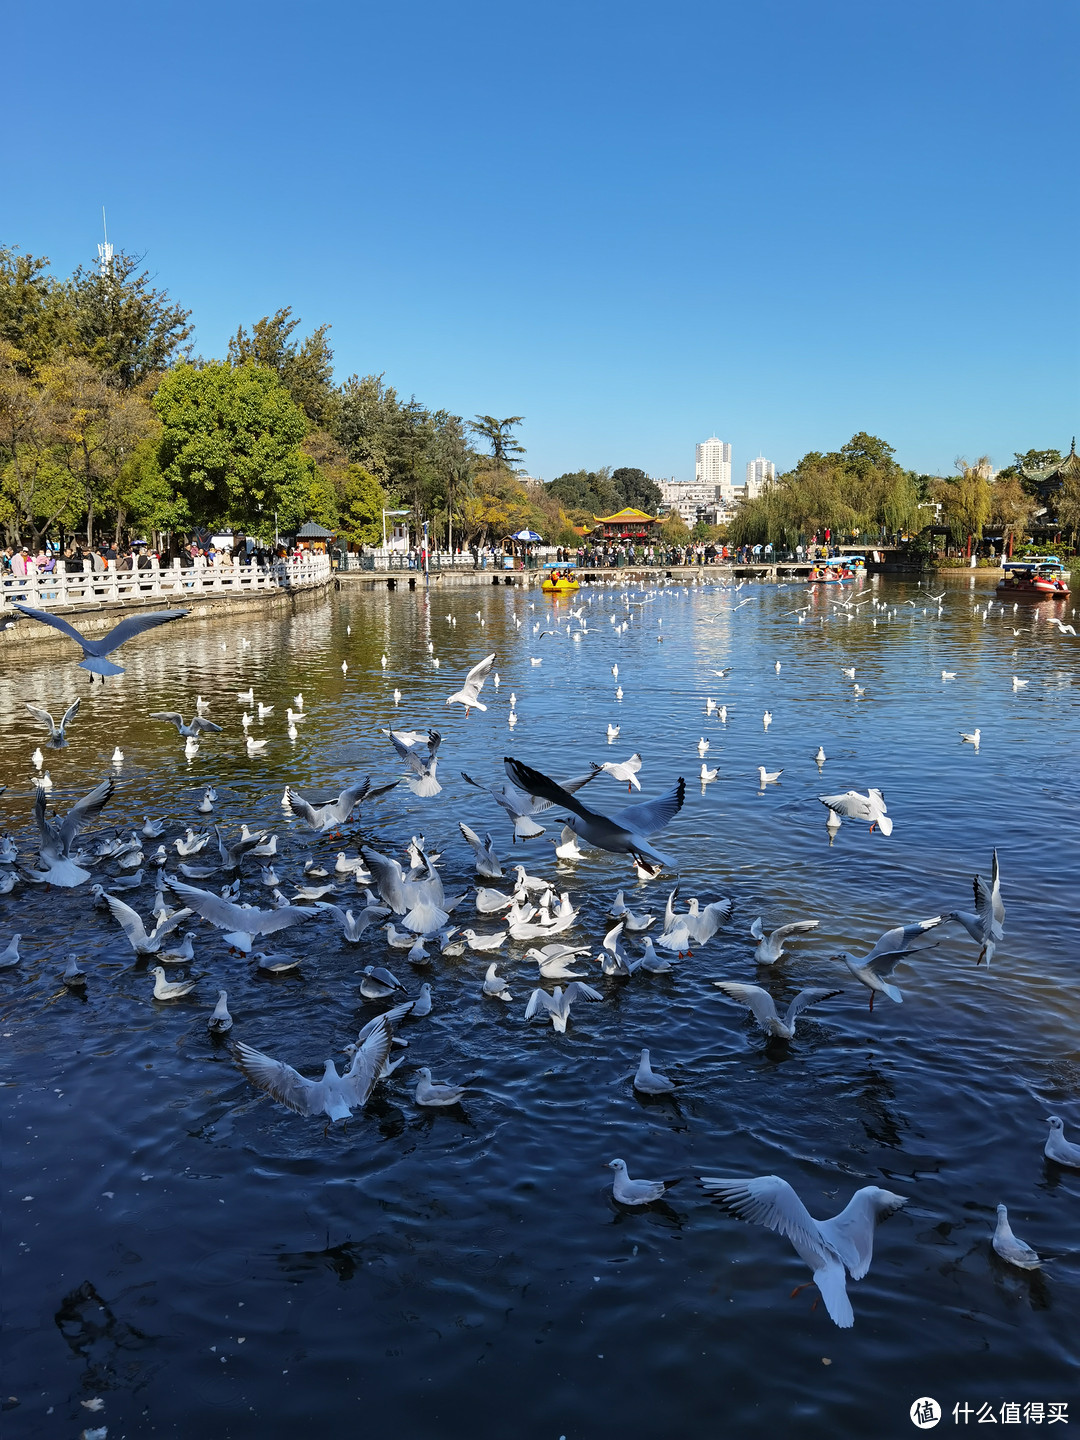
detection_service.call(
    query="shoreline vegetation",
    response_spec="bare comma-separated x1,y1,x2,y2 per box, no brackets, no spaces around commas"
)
1,244,1075,565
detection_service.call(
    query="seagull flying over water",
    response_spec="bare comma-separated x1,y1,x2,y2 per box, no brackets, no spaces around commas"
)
26,775,115,887
524,981,603,1032
819,788,891,835
286,777,397,833
446,653,496,715
714,981,841,1040
750,917,819,964
311,900,391,943
699,1174,907,1328
14,602,188,678
235,1015,392,1122
166,877,319,953
458,822,502,878
150,711,223,738
461,765,600,842
591,753,643,792
103,892,192,954
830,916,942,1009
943,848,1005,965
24,699,80,749
504,757,685,870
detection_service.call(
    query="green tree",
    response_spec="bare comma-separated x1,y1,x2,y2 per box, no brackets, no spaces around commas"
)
45,357,158,546
56,251,194,387
338,464,387,546
989,472,1035,546
333,372,394,483
547,468,619,522
610,467,662,513
1055,469,1080,539
661,513,690,544
429,412,473,549
228,307,335,427
0,247,60,370
116,433,190,537
153,362,309,538
933,457,993,545
469,414,525,468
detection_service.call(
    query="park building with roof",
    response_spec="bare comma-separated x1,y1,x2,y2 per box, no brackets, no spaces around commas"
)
590,507,662,542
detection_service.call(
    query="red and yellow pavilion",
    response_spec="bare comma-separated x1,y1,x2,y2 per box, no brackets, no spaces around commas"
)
590,507,661,542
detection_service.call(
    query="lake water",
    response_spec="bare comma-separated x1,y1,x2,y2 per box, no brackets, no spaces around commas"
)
2,574,1079,1440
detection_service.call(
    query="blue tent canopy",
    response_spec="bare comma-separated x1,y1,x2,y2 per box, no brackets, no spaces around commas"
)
512,528,543,542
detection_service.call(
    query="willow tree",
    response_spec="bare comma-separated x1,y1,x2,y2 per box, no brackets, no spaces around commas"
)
935,458,993,545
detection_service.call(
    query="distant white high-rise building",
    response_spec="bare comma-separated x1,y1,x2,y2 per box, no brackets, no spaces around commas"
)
695,438,732,499
744,456,776,499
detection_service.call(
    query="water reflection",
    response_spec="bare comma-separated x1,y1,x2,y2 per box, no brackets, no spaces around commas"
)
4,573,1080,1437
54,1279,153,1390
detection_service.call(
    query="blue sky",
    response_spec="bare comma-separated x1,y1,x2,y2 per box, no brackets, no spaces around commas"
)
7,0,1076,481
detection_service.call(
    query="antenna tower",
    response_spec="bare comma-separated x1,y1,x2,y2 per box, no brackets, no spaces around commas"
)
97,207,114,276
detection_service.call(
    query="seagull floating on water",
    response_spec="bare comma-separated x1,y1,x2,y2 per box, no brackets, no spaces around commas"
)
415,1067,469,1106
1044,1116,1080,1168
150,966,197,1001
992,1204,1043,1269
633,1048,676,1095
207,990,233,1034
608,1158,670,1205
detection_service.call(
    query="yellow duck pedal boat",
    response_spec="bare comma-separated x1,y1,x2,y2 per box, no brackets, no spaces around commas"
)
541,563,579,594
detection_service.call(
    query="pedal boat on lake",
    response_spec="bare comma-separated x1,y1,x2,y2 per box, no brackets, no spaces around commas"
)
541,562,580,594
809,555,865,584
996,557,1070,599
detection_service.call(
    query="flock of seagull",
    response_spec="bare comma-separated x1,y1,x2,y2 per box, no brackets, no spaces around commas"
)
2,575,1077,1332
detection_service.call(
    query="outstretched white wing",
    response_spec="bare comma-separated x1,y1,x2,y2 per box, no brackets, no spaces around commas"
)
235,1041,320,1115
864,917,941,964
343,1015,392,1107
699,1174,837,1287
819,790,873,820
167,878,317,935
782,987,843,1028
460,652,496,701
714,981,780,1028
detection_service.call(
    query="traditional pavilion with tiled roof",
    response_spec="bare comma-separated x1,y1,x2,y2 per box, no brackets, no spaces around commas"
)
1021,439,1080,504
590,507,661,542
295,520,335,553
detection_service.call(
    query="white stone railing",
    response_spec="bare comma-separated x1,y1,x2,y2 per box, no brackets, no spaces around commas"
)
0,553,331,612
339,550,518,572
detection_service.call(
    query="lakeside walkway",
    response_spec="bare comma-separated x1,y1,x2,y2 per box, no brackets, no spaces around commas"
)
0,554,332,654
